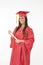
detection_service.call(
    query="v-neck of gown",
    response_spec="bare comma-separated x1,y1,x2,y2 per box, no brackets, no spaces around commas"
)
15,27,24,39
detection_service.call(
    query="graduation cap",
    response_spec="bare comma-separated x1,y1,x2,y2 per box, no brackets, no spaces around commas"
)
16,11,30,24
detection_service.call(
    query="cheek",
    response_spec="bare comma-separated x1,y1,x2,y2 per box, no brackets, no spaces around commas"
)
19,17,25,24
21,19,25,22
20,20,25,24
22,19,25,23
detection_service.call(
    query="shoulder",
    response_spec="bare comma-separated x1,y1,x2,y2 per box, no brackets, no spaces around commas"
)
26,26,33,32
25,26,34,35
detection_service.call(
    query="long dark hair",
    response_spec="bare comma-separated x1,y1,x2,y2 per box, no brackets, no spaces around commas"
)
15,16,28,36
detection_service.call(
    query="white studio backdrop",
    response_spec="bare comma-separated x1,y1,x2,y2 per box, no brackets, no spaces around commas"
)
0,0,43,65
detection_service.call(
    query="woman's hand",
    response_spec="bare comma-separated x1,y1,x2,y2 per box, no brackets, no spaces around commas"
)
8,30,11,35
15,39,24,43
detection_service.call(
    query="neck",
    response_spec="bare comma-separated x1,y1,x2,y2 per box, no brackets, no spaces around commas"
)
21,24,25,28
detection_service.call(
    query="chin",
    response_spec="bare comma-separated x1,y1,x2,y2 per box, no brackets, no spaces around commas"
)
20,22,23,24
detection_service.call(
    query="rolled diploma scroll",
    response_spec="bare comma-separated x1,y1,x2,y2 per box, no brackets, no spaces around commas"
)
8,30,17,40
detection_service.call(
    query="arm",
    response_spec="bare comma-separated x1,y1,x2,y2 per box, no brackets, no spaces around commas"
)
10,26,18,48
23,28,34,53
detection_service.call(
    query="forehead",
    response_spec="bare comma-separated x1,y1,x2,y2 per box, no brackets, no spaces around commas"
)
19,16,25,19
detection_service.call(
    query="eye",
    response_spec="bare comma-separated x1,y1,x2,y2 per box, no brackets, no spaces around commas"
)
22,18,24,19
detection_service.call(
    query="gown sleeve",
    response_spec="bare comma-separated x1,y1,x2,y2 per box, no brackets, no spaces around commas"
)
10,26,18,48
23,27,34,53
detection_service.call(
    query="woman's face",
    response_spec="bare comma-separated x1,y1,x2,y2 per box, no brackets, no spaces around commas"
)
19,16,25,25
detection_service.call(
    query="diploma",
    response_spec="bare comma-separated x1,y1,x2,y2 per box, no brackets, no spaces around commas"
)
8,30,17,40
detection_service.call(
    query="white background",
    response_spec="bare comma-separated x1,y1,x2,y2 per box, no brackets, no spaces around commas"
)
0,0,43,65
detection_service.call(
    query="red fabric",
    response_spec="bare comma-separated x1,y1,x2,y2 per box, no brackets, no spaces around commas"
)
9,26,34,65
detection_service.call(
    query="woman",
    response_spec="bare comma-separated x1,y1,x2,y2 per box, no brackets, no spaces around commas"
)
9,11,34,65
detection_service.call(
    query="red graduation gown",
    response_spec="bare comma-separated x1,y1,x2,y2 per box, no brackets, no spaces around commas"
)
9,26,34,65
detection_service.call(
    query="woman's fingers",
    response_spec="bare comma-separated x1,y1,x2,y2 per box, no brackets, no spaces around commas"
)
15,39,20,43
15,39,24,43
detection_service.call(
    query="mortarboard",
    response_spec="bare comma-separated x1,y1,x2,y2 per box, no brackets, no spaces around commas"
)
16,11,30,24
